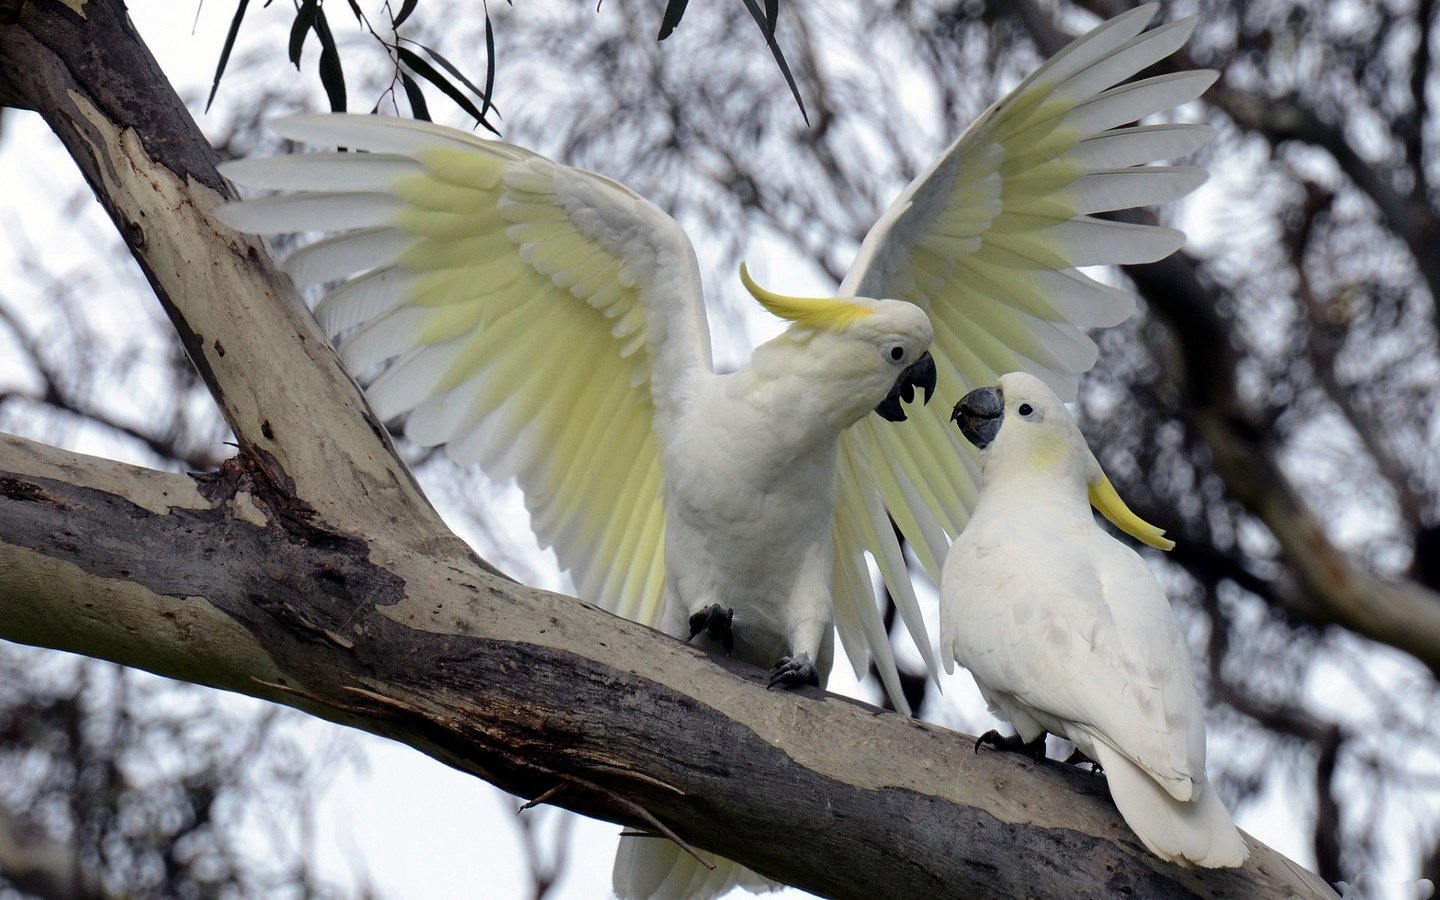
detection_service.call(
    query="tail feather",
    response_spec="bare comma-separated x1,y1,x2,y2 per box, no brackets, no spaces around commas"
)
1092,743,1249,868
613,834,778,900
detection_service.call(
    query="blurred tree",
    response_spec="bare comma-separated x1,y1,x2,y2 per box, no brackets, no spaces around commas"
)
0,0,1436,897
0,650,353,899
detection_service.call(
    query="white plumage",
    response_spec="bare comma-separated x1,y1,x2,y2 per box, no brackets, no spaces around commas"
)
215,4,1215,894
942,372,1248,868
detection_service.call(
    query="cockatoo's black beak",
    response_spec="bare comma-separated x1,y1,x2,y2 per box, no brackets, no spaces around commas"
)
875,352,937,422
951,385,1004,448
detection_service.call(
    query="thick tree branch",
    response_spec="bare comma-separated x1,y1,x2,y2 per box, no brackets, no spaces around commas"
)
0,433,1336,899
0,1,1341,896
0,0,445,546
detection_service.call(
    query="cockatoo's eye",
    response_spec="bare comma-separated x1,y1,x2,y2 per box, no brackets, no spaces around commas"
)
883,343,906,364
1018,403,1035,417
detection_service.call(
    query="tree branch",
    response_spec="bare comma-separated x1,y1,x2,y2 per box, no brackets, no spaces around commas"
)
0,433,1337,899
1408,0,1435,189
0,0,443,544
1205,81,1440,338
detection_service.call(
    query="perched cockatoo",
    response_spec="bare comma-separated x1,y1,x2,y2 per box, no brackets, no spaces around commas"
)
942,371,1248,868
216,3,1215,894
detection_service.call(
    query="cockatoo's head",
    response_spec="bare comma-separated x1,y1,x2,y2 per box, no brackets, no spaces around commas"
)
740,264,936,424
950,371,1175,550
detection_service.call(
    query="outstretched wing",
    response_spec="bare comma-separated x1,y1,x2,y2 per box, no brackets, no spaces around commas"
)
831,5,1216,683
217,114,715,626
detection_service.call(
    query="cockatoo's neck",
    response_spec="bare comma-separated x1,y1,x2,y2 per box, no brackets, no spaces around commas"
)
680,365,846,492
979,430,1095,518
737,334,883,438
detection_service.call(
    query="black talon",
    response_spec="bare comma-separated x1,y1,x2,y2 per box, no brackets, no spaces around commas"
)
974,729,1048,761
687,604,735,654
767,653,820,690
1064,749,1103,774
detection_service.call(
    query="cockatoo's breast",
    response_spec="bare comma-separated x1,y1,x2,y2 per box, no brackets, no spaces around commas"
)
658,373,842,664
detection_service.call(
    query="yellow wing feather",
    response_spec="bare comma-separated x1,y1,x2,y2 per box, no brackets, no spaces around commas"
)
217,114,711,629
836,6,1214,666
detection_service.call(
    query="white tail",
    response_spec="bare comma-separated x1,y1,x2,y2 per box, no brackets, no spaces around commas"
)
612,833,778,900
1092,743,1249,868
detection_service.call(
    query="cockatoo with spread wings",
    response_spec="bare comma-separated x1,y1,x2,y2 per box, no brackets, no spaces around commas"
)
943,372,1248,867
216,4,1215,896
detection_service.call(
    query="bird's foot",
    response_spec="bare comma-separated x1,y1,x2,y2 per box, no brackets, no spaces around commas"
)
767,653,821,690
687,604,735,654
974,730,1047,761
1064,749,1103,774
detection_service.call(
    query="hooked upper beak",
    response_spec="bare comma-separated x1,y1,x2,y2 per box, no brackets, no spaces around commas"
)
874,352,937,422
950,385,1004,448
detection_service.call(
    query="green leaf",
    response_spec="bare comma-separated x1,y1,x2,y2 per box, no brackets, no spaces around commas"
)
738,0,807,124
658,0,689,40
288,0,318,69
314,8,347,112
399,43,501,133
393,0,420,28
481,7,497,120
205,0,251,113
400,73,431,121
408,42,495,114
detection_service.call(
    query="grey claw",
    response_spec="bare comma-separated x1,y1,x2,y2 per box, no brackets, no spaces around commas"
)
687,604,734,654
767,653,820,690
974,730,1047,761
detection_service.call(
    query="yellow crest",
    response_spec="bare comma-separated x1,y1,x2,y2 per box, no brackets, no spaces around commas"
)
739,263,872,332
1088,475,1175,551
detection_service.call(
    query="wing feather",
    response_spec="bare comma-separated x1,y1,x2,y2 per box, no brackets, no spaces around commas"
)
220,153,421,191
834,7,1214,684
218,192,404,232
832,447,910,713
283,228,416,287
217,113,712,630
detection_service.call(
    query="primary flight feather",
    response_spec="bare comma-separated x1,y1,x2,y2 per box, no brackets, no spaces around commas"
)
943,372,1248,868
215,5,1214,895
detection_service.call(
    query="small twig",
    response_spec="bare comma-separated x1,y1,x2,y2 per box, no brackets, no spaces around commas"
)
518,783,567,812
581,778,715,871
582,763,688,797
